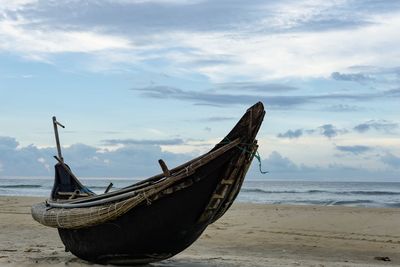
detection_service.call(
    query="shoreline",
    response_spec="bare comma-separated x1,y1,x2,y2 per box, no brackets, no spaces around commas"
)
2,179,400,209
0,196,399,266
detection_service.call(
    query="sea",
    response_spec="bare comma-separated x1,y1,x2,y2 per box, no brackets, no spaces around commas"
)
1,177,400,208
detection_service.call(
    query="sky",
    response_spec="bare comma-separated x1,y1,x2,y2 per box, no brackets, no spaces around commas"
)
0,0,399,181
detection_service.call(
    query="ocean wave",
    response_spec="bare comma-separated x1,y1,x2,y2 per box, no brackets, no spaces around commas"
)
328,200,375,206
387,203,400,208
85,186,109,189
241,188,327,194
346,191,400,195
265,199,379,206
241,188,400,196
0,184,42,189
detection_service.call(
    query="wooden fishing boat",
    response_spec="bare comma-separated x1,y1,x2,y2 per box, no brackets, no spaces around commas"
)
31,102,265,265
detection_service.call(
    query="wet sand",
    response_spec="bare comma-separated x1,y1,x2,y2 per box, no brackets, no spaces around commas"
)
0,196,399,266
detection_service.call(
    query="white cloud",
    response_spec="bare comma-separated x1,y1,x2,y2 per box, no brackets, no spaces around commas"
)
0,0,37,12
1,0,400,78
113,0,203,3
169,12,400,81
0,16,132,62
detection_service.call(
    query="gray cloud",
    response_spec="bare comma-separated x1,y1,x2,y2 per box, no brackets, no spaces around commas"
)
282,1,400,33
132,86,309,108
286,124,347,139
323,104,361,112
319,124,346,138
11,0,274,35
381,152,400,169
354,120,398,133
331,71,372,82
291,17,372,32
279,119,397,141
186,57,239,67
258,151,299,173
247,150,399,181
217,82,299,93
384,88,400,97
277,129,303,139
102,138,185,146
0,136,53,176
332,66,400,87
201,116,235,122
336,145,372,155
133,85,384,109
8,0,400,42
0,136,19,150
1,136,399,181
0,136,190,178
350,0,400,13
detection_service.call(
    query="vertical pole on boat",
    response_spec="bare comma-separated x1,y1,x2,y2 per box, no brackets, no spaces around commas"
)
52,116,65,163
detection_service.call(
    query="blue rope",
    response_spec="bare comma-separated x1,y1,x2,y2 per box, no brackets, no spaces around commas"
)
222,137,268,174
253,150,269,174
81,186,94,194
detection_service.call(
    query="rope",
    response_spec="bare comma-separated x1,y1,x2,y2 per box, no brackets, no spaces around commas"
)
81,186,94,194
253,150,268,174
222,137,268,174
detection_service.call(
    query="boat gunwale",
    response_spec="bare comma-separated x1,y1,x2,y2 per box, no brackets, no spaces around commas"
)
45,138,241,209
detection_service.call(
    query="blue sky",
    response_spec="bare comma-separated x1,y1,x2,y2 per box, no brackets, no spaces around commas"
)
0,0,399,181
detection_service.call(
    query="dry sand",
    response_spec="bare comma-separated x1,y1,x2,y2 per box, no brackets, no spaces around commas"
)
0,196,399,267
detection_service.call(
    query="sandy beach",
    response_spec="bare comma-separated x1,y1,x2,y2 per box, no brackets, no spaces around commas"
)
0,196,399,267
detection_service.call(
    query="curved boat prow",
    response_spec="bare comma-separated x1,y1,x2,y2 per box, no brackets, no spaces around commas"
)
215,101,264,148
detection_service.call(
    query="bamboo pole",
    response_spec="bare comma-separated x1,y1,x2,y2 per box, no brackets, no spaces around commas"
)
52,116,65,162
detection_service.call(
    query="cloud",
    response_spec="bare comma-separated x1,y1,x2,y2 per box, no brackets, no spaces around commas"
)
247,150,400,181
133,86,310,108
336,145,372,155
0,135,191,178
331,71,372,82
15,0,400,36
133,85,387,108
1,135,399,181
2,0,400,80
277,129,303,139
278,124,348,139
201,117,235,122
0,136,54,176
258,151,299,173
323,104,361,112
102,138,185,146
381,152,400,169
281,120,397,140
216,82,299,93
354,120,398,133
185,57,239,67
0,136,19,150
318,124,346,138
278,119,398,142
0,16,132,56
384,88,400,97
14,0,270,34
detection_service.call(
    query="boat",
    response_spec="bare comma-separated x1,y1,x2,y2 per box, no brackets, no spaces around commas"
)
31,102,265,265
